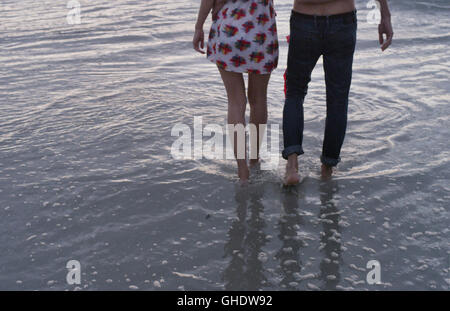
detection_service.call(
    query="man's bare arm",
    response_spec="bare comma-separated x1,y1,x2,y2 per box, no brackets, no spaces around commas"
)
378,0,391,18
377,0,393,51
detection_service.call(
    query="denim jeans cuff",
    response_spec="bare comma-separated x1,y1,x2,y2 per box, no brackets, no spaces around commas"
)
320,154,341,167
282,145,304,160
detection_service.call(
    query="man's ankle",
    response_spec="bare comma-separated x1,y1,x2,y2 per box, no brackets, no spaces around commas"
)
287,158,298,171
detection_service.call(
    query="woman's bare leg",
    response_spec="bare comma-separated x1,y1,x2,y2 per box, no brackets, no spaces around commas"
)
248,72,270,167
219,68,249,182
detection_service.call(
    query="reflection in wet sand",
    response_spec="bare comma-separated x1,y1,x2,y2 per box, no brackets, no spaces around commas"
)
223,179,344,290
276,187,305,290
318,180,341,290
223,184,269,290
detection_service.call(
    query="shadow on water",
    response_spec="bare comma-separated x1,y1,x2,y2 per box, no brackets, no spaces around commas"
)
221,177,343,291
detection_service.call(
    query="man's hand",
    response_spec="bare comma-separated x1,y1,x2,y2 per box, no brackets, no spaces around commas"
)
378,16,393,51
193,28,205,54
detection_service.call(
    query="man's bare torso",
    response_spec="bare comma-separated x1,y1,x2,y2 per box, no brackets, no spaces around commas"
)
294,0,355,16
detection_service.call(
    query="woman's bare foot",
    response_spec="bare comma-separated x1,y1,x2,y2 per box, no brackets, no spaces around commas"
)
284,154,300,186
321,164,333,180
249,158,260,168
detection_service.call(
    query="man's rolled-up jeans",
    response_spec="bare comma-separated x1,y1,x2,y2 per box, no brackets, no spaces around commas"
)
282,10,357,167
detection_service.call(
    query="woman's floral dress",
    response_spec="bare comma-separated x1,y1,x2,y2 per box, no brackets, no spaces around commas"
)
207,0,279,74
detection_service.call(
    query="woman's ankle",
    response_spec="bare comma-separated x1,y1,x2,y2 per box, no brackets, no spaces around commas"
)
237,160,249,181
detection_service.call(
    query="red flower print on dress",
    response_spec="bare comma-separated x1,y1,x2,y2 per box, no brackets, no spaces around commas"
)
249,2,258,15
264,60,275,72
217,60,228,70
218,43,233,55
230,54,247,67
259,0,269,6
242,21,255,33
209,29,216,40
223,25,238,37
231,8,246,20
269,5,275,18
250,51,265,63
254,33,267,45
222,8,228,19
266,40,278,55
235,38,252,51
268,23,277,36
248,69,261,74
257,13,269,26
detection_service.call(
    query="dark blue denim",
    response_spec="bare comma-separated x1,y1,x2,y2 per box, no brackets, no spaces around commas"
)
282,10,357,167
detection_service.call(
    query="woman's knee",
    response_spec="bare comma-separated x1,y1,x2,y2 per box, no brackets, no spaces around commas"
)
248,75,269,105
227,95,247,115
248,89,266,108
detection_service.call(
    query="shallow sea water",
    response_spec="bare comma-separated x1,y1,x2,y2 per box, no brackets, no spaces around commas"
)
0,0,449,290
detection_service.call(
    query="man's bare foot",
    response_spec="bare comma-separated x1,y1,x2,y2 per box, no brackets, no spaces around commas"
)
321,164,333,180
285,165,300,186
284,154,300,186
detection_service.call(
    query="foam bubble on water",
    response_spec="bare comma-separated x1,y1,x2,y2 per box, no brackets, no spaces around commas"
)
283,259,296,266
349,264,365,272
172,271,206,281
26,235,37,241
417,264,429,271
258,252,268,262
362,246,376,254
307,283,320,290
336,285,354,290
295,273,317,281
